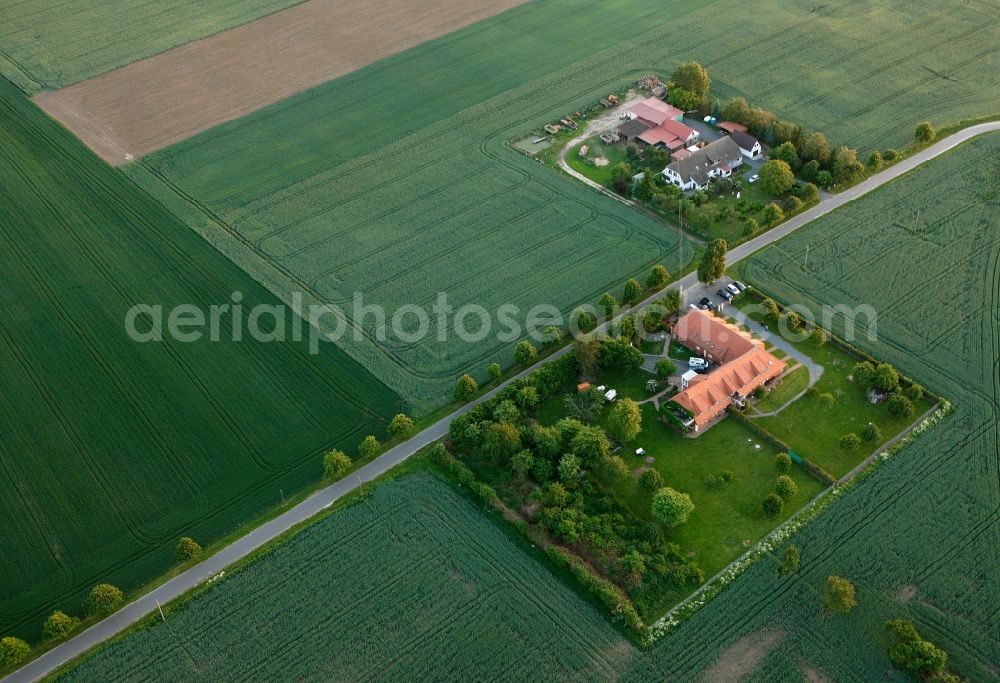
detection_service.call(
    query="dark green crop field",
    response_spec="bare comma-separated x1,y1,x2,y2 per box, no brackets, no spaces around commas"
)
0,77,400,640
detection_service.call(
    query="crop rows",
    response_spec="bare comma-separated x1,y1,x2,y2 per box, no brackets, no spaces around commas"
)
0,78,400,639
57,475,633,682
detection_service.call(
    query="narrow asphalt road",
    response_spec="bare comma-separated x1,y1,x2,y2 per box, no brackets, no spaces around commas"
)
7,121,999,683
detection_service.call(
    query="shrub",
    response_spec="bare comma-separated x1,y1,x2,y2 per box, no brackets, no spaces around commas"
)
778,545,800,576
882,148,900,162
453,374,478,401
531,457,553,483
885,619,950,680
809,327,828,346
323,449,352,479
763,202,784,227
42,610,79,641
816,170,833,187
887,394,914,418
646,264,670,289
514,340,538,366
873,362,900,391
85,584,123,617
558,453,581,483
622,278,643,304
862,422,882,442
914,121,936,143
358,435,380,459
639,468,662,492
817,392,835,410
759,159,795,196
487,362,502,381
762,492,784,517
906,383,925,402
0,637,30,667
785,195,803,213
775,452,792,472
651,487,694,527
388,412,415,438
840,433,862,450
823,575,857,613
775,475,798,499
175,536,202,563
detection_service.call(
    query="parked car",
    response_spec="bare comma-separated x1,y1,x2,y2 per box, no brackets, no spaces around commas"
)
604,389,618,403
733,281,748,292
748,174,759,183
688,303,699,310
717,288,733,301
688,357,707,370
699,297,712,306
726,283,740,296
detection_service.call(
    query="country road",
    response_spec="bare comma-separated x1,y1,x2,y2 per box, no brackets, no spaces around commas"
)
6,120,999,683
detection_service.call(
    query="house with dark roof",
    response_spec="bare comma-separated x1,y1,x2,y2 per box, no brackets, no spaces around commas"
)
730,129,763,159
661,136,743,191
667,310,786,432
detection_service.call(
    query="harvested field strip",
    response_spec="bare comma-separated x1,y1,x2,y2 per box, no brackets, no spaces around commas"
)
0,78,399,639
28,0,536,163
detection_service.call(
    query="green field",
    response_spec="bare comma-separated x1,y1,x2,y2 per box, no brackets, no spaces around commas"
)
125,0,1000,409
58,135,1000,683
0,0,301,93
55,474,637,682
0,78,400,640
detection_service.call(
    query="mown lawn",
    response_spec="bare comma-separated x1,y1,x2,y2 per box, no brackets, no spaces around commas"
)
752,365,810,413
735,300,935,476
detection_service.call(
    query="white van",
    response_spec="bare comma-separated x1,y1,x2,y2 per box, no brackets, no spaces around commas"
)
604,389,618,403
688,357,708,370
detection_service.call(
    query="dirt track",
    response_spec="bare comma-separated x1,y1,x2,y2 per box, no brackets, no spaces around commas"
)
34,0,530,165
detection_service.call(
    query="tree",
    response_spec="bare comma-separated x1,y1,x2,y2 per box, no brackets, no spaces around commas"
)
775,452,792,472
906,383,925,402
840,433,861,450
358,435,380,458
635,168,656,201
655,358,677,380
743,217,759,237
564,387,603,423
570,425,611,464
778,545,800,576
769,141,799,169
453,374,478,401
852,361,876,387
85,584,124,617
671,61,710,97
808,327,828,346
721,96,751,124
780,309,804,332
914,121,936,143
775,475,799,499
532,425,561,461
873,363,900,392
885,619,949,680
646,264,670,289
697,238,728,283
823,575,857,613
759,159,795,196
887,394,914,418
762,492,784,517
175,536,202,563
762,297,780,318
542,325,563,348
389,412,415,438
622,278,643,305
487,362,502,382
867,150,884,169
802,131,831,165
0,637,30,668
597,292,618,317
483,422,521,463
651,487,695,526
599,338,643,370
815,170,833,187
607,398,643,443
42,610,79,641
668,87,704,111
574,338,600,378
639,468,663,492
558,453,581,483
323,449,352,479
626,142,640,161
657,288,682,314
862,422,882,442
516,385,539,411
797,181,820,204
611,161,633,195
492,398,520,424
799,159,820,182
511,450,534,480
600,455,629,482
763,202,784,227
832,146,864,183
531,457,553,484
514,340,537,366
785,195,803,213
817,392,835,410
570,307,597,333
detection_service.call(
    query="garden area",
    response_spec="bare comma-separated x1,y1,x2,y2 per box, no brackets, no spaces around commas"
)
733,297,936,477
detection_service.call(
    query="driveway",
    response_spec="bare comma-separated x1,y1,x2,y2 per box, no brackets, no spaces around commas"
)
7,122,1000,683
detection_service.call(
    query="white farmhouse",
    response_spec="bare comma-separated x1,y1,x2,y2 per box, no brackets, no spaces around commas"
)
730,130,763,159
662,136,743,191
